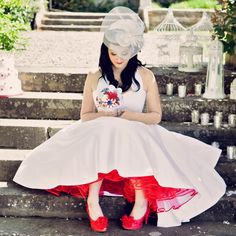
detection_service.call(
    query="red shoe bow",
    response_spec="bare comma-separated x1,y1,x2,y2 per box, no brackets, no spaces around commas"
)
121,210,149,231
90,216,108,232
86,205,108,232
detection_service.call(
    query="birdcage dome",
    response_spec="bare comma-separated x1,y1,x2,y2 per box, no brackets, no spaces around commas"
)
189,12,213,31
155,8,186,32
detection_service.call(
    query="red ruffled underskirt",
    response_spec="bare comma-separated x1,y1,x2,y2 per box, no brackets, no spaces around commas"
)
47,169,197,213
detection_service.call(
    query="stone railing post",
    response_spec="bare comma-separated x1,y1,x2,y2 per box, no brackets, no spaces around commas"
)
138,0,152,32
49,0,53,11
139,0,152,9
34,0,46,30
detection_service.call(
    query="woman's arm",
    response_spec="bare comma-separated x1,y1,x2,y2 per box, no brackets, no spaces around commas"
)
120,68,162,125
80,71,118,122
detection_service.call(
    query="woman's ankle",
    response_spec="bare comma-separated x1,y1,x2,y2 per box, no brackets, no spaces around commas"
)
134,198,148,208
87,196,99,205
86,199,104,220
130,200,148,219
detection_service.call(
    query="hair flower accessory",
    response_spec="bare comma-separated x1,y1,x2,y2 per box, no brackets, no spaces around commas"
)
101,6,145,60
96,85,123,111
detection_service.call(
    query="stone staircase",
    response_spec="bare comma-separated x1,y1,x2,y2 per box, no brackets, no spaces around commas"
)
0,66,236,235
39,11,106,31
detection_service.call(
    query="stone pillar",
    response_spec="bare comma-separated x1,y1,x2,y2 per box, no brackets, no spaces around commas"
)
137,0,152,32
34,0,45,29
139,0,152,9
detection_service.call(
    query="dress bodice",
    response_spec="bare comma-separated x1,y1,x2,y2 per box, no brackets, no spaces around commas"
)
93,71,146,112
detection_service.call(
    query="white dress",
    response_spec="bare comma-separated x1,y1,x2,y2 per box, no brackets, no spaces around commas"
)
14,71,226,227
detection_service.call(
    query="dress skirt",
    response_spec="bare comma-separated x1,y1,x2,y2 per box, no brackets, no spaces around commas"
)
13,117,226,227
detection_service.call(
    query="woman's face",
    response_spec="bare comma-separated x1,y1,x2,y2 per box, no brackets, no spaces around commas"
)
108,49,129,70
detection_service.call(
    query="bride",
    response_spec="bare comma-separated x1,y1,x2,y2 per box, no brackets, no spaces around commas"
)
14,6,226,233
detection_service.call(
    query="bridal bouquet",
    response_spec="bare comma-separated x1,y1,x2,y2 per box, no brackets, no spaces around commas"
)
95,85,123,111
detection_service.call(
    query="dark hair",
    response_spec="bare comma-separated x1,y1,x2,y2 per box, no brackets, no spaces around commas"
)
98,43,144,92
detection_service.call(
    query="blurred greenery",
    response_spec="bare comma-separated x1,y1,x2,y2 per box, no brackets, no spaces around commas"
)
212,0,236,55
171,0,217,9
152,0,217,9
0,0,37,51
51,0,138,12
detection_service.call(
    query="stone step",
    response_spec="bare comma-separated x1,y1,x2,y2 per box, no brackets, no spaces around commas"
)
0,119,236,148
163,122,236,148
0,149,29,182
0,217,236,236
149,66,235,95
44,11,106,19
0,149,235,186
161,97,236,122
18,67,235,94
41,18,103,26
18,68,87,93
0,92,235,122
39,24,103,31
0,118,235,148
49,122,236,150
0,92,82,120
0,119,73,149
0,182,235,223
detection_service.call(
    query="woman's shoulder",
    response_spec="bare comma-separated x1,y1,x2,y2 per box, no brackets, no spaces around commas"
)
138,66,156,90
86,68,102,90
87,68,102,79
138,66,154,78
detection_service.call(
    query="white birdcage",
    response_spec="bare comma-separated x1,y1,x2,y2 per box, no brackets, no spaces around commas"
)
153,8,186,66
189,12,213,32
203,37,225,99
155,8,186,32
178,30,204,72
188,12,214,63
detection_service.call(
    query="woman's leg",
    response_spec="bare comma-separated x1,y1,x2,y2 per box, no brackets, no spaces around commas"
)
87,180,104,220
130,189,148,219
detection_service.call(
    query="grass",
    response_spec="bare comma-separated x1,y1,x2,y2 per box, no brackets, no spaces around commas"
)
171,0,217,9
152,2,161,9
152,0,217,9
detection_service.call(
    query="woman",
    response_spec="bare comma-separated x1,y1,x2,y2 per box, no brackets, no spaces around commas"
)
14,7,226,232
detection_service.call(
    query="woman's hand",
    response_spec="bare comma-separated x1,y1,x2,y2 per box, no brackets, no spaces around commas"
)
117,109,125,117
97,109,125,117
119,110,130,119
98,110,117,117
119,109,161,124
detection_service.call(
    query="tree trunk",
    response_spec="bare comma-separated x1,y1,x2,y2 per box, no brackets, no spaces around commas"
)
225,53,236,66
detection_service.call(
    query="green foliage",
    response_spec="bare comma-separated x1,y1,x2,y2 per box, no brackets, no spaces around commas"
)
51,0,137,12
152,0,217,9
96,0,136,12
0,0,35,51
212,0,236,54
51,0,93,12
171,0,217,9
151,2,161,8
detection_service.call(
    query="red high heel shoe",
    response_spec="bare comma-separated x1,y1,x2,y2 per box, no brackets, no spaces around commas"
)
121,207,150,230
86,205,108,232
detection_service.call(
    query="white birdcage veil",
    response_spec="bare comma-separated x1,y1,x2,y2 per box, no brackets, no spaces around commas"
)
101,6,145,60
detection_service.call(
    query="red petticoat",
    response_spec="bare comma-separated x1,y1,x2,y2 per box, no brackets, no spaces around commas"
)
47,169,197,213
